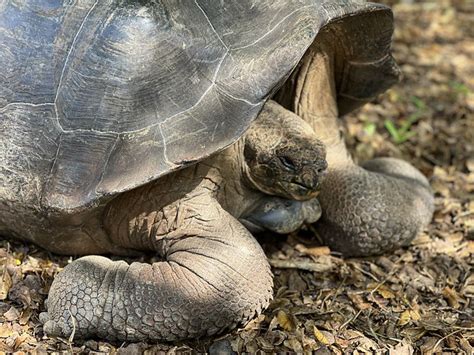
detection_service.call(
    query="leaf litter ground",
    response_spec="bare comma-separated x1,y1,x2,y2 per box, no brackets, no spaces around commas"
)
0,1,473,354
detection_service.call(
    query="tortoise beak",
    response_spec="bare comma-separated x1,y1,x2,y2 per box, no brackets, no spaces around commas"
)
285,179,322,201
292,160,327,196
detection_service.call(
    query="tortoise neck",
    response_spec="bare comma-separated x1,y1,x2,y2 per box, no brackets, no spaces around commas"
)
277,38,353,170
296,44,353,169
205,140,262,215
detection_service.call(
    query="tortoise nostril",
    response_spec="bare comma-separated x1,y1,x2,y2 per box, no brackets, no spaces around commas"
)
301,173,319,190
318,161,328,174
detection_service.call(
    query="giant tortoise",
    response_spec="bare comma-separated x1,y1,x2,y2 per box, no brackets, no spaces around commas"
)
0,0,433,343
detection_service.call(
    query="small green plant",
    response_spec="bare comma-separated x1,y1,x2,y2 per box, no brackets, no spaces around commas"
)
363,122,376,136
384,96,426,144
450,81,471,97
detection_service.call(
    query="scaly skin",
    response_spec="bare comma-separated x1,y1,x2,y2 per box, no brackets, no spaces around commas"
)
40,100,326,341
278,31,434,256
42,193,273,341
317,158,434,256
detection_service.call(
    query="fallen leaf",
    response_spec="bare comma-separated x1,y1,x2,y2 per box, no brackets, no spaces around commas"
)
388,341,414,355
3,307,20,322
19,308,32,326
13,333,30,350
276,310,296,332
347,292,371,310
313,327,331,346
0,266,12,300
295,244,331,257
420,337,441,354
442,287,460,308
368,283,396,299
459,337,474,354
398,310,411,326
0,324,14,338
466,241,474,254
399,309,421,326
462,274,474,297
283,337,303,353
410,310,421,321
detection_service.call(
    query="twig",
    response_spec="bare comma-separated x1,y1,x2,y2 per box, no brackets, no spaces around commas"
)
328,275,348,308
369,261,402,298
339,309,363,330
67,308,77,348
366,309,381,344
268,258,333,273
350,263,380,282
433,329,464,353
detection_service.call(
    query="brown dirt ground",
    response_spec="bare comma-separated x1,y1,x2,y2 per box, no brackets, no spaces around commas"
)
1,1,473,354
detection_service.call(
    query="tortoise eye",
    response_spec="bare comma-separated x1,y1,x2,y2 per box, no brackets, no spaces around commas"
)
279,156,297,172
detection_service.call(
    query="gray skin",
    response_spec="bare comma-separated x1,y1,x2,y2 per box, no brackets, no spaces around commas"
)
1,0,338,343
38,100,326,342
0,0,434,344
276,9,434,256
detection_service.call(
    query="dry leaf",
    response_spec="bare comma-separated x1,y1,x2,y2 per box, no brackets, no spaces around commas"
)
0,324,14,338
420,337,441,354
398,310,421,326
3,307,20,322
347,292,371,310
398,310,411,326
388,341,414,355
368,283,396,299
313,327,331,345
462,274,474,297
13,333,30,350
410,310,421,321
19,309,32,326
295,244,331,257
276,310,296,332
283,337,303,353
442,287,460,308
465,241,474,254
459,337,474,354
0,266,12,300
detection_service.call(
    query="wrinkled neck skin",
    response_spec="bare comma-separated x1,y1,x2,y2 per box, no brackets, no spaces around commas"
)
199,139,263,216
103,139,262,254
279,38,353,170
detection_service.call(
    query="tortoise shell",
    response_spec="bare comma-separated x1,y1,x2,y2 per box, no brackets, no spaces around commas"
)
0,0,397,214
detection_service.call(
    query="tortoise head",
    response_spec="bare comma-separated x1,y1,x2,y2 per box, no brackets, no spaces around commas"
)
243,101,327,201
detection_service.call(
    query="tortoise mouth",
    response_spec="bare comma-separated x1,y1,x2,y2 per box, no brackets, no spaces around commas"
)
244,168,321,201
278,181,320,201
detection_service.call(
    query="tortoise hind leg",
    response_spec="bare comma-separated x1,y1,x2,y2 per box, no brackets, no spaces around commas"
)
276,31,433,257
41,194,272,342
316,161,433,256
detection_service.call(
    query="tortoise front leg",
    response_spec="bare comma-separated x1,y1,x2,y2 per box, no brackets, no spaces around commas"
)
40,194,272,342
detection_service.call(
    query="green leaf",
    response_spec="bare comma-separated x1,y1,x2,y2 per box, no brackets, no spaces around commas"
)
401,113,422,132
363,122,376,136
411,96,426,110
398,131,417,143
450,81,471,96
384,119,417,144
384,119,401,143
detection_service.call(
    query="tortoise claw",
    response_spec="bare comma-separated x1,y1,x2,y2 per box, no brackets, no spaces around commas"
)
41,315,65,338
